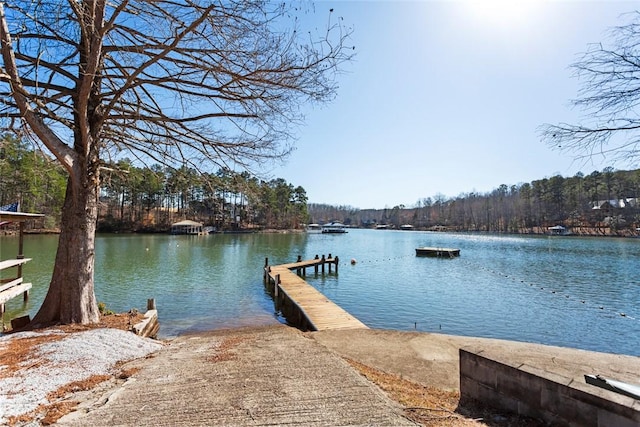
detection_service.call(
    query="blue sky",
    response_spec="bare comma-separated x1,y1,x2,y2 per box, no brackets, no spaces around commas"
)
276,1,639,209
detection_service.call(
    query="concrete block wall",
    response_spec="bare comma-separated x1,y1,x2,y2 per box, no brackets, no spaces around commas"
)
459,349,640,427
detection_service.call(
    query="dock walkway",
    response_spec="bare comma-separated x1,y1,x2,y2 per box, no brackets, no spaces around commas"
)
264,256,368,331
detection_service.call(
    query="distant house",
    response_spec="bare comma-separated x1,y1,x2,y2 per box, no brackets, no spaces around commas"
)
591,198,639,210
170,220,203,235
603,216,626,226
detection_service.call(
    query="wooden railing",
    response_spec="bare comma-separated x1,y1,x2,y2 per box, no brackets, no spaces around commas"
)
0,257,32,322
0,210,43,329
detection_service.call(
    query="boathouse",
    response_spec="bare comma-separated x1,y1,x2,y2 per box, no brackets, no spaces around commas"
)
548,225,568,235
170,220,203,235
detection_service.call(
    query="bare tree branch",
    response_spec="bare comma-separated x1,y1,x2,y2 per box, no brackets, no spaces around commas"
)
0,2,77,173
540,11,640,166
1,1,353,173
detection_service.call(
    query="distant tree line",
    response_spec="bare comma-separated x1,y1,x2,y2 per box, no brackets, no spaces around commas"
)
309,168,640,236
5,135,640,235
1,135,309,232
0,134,66,230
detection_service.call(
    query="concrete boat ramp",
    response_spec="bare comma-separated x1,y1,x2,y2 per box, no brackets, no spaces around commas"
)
56,325,414,426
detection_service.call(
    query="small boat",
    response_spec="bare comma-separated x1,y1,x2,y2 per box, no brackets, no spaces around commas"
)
375,224,391,230
322,222,348,234
548,225,570,236
415,247,460,258
305,223,322,234
400,224,414,231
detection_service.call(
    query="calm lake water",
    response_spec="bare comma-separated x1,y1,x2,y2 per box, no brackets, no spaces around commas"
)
1,230,639,356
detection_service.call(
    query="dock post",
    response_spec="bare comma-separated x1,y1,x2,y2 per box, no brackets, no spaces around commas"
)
264,266,272,289
263,258,269,283
314,255,319,275
296,255,302,276
335,256,339,274
274,274,280,298
321,255,326,274
17,222,25,279
147,298,156,310
328,254,332,273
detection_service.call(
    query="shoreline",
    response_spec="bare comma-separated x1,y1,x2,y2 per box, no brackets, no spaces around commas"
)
2,225,638,237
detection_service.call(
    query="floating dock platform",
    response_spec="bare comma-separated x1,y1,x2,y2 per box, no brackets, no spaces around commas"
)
415,247,460,258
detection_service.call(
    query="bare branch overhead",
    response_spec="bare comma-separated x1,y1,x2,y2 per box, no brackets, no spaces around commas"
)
0,1,354,173
540,11,640,166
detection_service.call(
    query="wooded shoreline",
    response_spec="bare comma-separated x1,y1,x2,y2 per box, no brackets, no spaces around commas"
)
2,224,638,238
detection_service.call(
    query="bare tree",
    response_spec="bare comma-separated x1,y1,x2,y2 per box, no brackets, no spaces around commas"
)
0,1,353,325
540,11,640,165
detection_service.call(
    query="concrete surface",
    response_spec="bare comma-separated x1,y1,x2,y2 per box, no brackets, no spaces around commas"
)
311,328,640,394
55,325,640,426
56,325,416,426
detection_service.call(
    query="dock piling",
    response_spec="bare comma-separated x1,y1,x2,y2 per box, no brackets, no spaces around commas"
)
296,255,303,276
263,258,269,283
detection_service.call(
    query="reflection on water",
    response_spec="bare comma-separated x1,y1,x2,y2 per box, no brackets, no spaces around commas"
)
1,230,639,356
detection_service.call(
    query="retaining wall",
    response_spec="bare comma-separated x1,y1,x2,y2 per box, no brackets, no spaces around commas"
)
459,349,640,426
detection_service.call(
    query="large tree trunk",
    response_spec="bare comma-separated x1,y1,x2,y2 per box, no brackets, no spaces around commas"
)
31,175,100,326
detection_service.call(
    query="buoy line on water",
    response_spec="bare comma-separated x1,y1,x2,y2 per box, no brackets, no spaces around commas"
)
328,250,638,327
345,253,414,266
344,254,640,322
455,256,639,323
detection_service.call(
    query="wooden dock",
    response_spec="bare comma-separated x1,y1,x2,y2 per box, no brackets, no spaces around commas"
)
264,256,368,331
0,210,43,327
